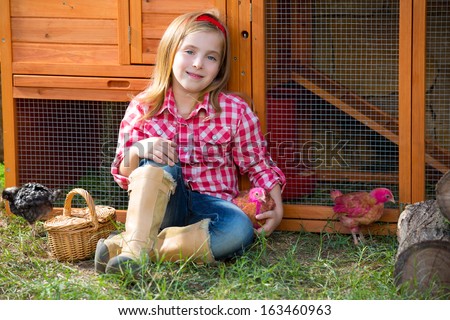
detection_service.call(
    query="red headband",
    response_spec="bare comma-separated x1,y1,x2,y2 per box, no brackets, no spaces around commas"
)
196,14,227,38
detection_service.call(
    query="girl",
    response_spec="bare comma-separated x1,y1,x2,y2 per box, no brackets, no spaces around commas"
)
95,11,286,275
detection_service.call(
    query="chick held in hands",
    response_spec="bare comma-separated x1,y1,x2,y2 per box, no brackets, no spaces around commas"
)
233,187,276,228
330,188,395,245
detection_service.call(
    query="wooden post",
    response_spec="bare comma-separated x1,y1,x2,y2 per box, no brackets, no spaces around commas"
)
411,0,427,202
398,0,413,206
0,0,19,189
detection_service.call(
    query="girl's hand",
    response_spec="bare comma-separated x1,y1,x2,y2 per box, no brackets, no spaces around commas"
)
133,137,178,166
255,184,284,236
255,205,283,236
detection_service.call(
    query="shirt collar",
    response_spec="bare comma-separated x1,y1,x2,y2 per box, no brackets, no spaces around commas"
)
155,88,215,120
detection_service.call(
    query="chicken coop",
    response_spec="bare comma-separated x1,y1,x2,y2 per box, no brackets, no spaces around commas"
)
1,0,450,235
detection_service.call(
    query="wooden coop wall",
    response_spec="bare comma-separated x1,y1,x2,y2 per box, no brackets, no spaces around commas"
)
1,0,448,235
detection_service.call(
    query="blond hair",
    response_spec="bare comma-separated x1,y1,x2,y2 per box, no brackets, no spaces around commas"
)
139,11,230,118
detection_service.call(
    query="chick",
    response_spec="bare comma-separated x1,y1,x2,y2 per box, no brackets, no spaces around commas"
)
233,187,275,228
2,183,61,236
331,188,395,245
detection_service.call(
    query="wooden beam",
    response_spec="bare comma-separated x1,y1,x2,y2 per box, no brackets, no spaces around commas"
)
282,204,399,223
130,0,142,64
399,0,413,205
57,205,399,236
13,62,153,78
277,219,397,236
13,87,139,102
411,0,427,202
118,0,131,65
10,0,118,19
251,0,266,130
0,0,18,188
14,75,149,91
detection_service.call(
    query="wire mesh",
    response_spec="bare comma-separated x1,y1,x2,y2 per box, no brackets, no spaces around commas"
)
425,1,450,198
265,0,400,206
16,99,129,209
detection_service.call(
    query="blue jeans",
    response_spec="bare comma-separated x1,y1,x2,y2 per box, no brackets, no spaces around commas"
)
139,159,255,261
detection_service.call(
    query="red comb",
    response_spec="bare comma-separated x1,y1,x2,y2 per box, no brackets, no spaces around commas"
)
196,14,227,38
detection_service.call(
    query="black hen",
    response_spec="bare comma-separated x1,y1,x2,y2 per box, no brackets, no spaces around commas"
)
2,183,62,236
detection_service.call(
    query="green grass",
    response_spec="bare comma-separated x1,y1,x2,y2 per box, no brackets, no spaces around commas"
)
0,162,4,189
0,163,446,300
0,213,445,300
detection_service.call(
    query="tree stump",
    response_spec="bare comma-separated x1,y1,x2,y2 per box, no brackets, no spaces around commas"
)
436,170,450,220
394,200,450,297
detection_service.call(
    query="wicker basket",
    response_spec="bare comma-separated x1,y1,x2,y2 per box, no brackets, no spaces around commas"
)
44,188,116,262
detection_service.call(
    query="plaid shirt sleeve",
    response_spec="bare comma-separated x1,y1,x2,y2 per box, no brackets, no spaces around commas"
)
232,101,286,192
111,99,147,190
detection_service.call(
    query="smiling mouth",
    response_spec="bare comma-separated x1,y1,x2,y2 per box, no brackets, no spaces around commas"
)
187,71,203,79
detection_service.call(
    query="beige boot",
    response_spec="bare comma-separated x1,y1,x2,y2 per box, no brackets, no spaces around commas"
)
152,219,215,263
94,232,122,273
102,166,176,274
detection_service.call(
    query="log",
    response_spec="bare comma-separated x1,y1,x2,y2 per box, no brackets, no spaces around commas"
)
436,170,450,220
394,200,450,297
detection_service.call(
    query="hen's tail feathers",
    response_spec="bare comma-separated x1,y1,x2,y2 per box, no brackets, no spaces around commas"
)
330,189,343,201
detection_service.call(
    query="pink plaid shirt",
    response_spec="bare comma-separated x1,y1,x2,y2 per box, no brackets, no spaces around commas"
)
112,88,286,201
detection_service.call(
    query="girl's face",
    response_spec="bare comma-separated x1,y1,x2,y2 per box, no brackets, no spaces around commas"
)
171,31,223,101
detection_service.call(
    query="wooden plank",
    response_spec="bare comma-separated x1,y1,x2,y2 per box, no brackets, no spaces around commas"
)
106,210,398,235
141,39,160,65
0,0,19,188
398,0,413,204
142,0,220,14
227,0,251,101
14,75,149,91
12,43,118,65
108,210,399,234
251,0,266,131
411,0,427,202
118,0,130,64
214,0,226,16
227,0,240,94
11,0,117,19
315,170,398,184
11,18,117,44
277,219,397,236
130,0,142,64
13,87,139,102
141,14,179,39
228,0,252,191
283,204,399,223
13,62,153,78
238,0,252,99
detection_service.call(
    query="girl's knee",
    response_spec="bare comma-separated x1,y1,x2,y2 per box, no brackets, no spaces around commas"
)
236,215,255,246
209,211,254,260
139,159,181,178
